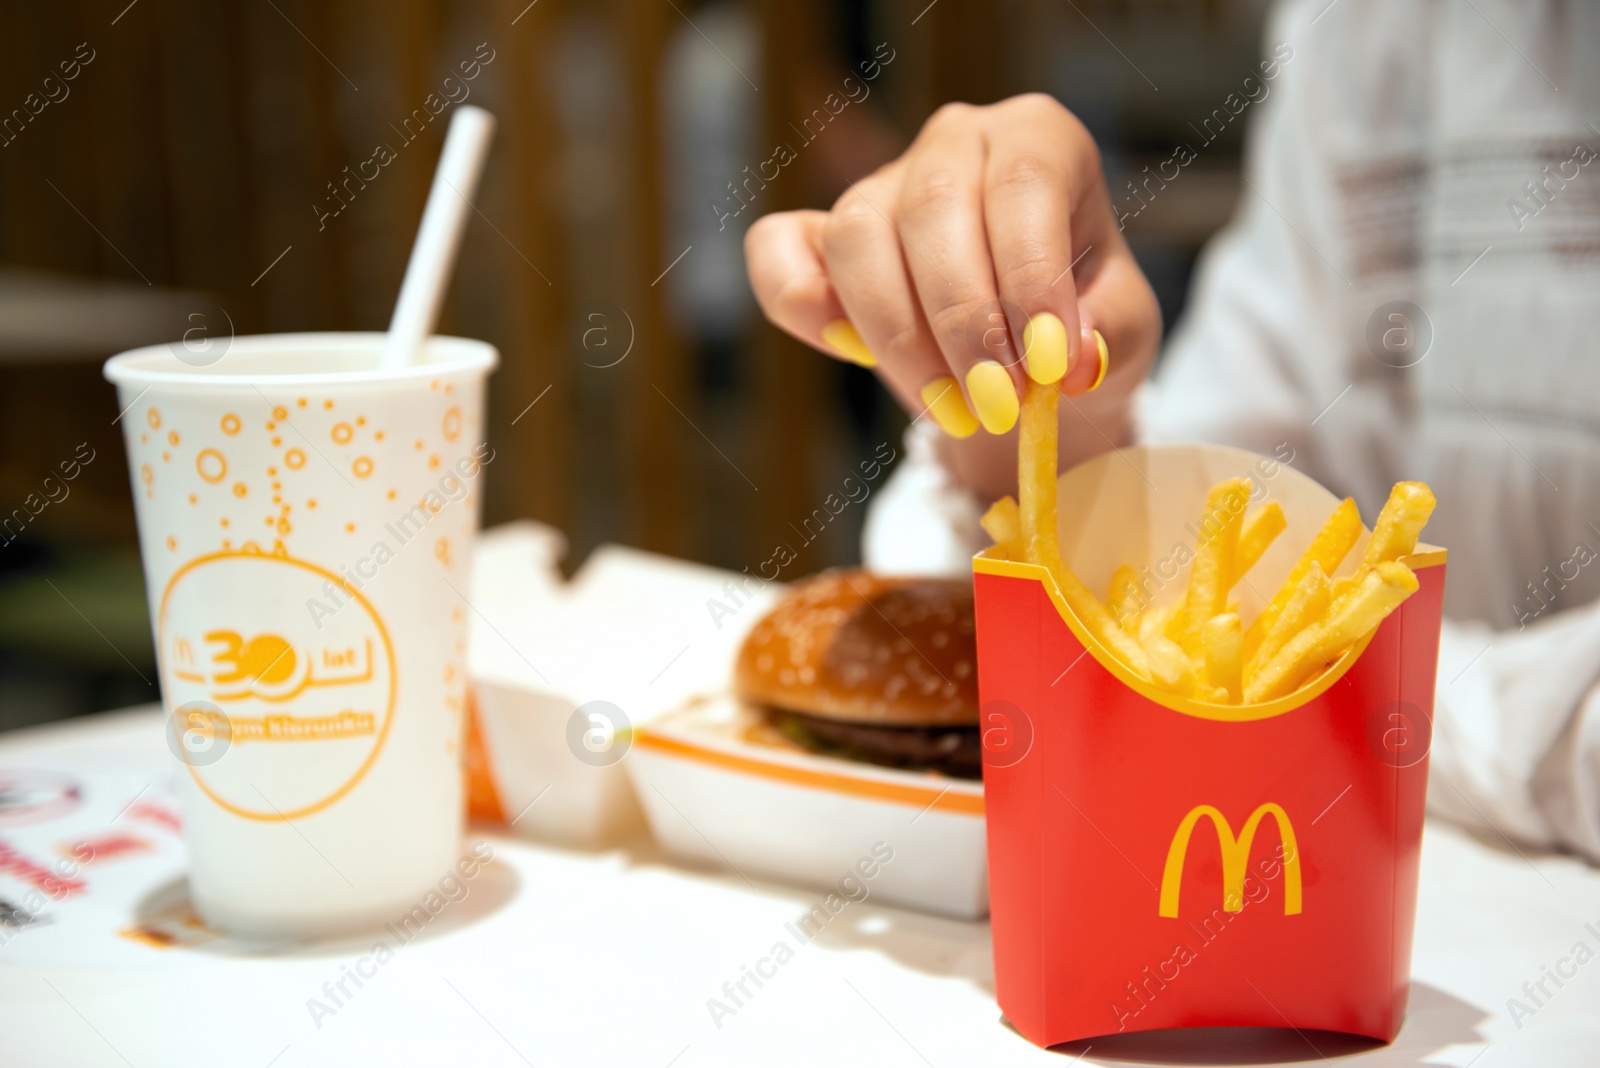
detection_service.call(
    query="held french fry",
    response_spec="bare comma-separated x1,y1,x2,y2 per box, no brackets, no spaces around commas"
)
1201,612,1243,703
1018,381,1059,560
1165,478,1251,655
1241,498,1362,662
981,496,1022,559
1018,382,1150,678
1231,501,1286,588
1244,561,1419,703
1364,481,1437,567
1107,565,1142,634
1245,562,1331,688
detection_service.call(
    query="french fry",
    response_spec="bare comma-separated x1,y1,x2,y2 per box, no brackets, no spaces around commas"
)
1363,481,1437,567
1143,633,1199,694
1241,498,1362,662
1138,603,1176,644
1028,534,1151,678
1244,562,1419,703
1144,632,1228,702
1244,562,1330,689
1018,381,1059,561
1006,383,1431,705
1201,612,1243,703
1018,382,1150,678
1107,565,1143,634
981,496,1022,559
1326,482,1436,606
1231,501,1286,588
1165,478,1251,655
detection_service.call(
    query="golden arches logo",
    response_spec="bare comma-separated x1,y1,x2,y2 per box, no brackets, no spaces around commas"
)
1158,803,1301,918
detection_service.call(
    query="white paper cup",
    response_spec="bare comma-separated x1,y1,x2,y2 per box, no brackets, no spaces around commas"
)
105,333,498,939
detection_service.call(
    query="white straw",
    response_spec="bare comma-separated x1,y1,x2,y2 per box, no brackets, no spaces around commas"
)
380,105,497,370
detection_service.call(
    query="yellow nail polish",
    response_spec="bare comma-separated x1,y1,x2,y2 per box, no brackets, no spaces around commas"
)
920,376,980,439
1090,329,1110,391
1021,312,1068,385
964,361,1020,434
821,319,876,368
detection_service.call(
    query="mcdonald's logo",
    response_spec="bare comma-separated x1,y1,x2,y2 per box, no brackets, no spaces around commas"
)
1158,803,1301,918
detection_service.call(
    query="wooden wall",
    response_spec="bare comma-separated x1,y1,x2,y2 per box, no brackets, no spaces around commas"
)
0,0,1265,574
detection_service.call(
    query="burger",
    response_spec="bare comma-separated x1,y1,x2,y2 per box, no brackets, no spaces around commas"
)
735,569,980,779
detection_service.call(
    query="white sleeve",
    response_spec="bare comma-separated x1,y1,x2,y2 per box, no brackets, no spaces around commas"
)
1428,601,1600,863
1136,3,1349,495
861,420,985,579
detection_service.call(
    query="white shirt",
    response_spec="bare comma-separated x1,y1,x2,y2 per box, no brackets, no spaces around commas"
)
864,0,1600,860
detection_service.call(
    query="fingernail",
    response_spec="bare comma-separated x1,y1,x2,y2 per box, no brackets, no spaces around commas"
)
920,376,980,438
1021,312,1068,385
964,361,1020,434
1089,329,1110,391
821,319,876,368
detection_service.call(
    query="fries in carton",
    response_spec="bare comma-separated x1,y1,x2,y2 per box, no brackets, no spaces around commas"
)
976,388,1444,1045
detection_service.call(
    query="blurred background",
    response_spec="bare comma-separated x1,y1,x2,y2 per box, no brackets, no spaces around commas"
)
0,0,1271,729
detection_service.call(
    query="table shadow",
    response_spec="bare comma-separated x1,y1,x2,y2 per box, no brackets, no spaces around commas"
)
127,850,520,960
559,830,1494,1068
1044,982,1490,1065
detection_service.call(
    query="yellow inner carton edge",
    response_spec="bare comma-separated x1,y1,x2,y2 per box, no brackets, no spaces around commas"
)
973,545,1447,723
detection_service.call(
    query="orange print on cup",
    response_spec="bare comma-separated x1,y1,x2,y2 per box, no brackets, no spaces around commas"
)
197,449,227,483
159,551,397,821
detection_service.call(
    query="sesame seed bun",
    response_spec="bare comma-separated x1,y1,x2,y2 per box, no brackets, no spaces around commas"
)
734,569,978,727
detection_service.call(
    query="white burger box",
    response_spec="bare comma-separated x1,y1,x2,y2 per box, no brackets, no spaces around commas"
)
466,524,990,918
627,695,989,919
466,523,781,847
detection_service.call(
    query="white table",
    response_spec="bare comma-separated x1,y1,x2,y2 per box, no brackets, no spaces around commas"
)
0,706,1595,1067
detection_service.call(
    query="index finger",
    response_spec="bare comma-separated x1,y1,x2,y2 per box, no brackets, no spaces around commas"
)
744,209,876,368
982,95,1104,391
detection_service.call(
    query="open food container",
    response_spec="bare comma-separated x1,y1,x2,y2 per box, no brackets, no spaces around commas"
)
464,525,778,847
975,444,1445,1046
628,694,988,918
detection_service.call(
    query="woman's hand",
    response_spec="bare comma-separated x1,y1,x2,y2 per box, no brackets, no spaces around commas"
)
745,94,1160,496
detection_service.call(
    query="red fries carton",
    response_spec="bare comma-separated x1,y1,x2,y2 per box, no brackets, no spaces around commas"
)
974,445,1444,1047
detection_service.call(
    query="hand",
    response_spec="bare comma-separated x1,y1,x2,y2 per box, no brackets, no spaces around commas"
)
745,94,1160,493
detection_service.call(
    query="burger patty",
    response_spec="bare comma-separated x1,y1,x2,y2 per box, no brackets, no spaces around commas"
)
766,708,981,780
